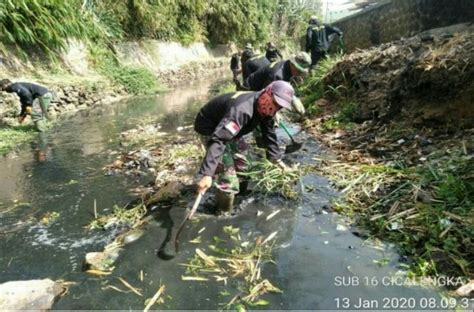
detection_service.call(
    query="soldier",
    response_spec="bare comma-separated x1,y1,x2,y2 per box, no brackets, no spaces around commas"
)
194,81,294,212
305,16,343,69
245,52,311,92
265,42,283,62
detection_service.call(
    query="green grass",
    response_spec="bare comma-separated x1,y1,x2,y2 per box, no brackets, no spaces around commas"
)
103,64,160,95
297,54,343,116
320,100,358,131
318,149,474,278
0,126,36,155
0,0,92,56
88,44,160,95
1,0,318,58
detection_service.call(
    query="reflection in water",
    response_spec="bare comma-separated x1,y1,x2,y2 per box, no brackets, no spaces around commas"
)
31,133,49,162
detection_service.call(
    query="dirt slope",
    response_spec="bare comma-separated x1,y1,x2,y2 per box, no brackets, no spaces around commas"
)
325,23,474,127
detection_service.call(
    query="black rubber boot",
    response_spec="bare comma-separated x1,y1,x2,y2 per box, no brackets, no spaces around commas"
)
255,136,265,148
237,180,250,196
215,189,235,213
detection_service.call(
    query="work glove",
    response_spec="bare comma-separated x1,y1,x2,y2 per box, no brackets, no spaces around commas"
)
291,96,305,116
197,175,212,194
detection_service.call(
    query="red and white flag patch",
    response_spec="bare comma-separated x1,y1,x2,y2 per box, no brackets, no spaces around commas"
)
224,120,240,136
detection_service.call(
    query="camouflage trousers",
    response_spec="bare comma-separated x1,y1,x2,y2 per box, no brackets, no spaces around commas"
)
201,136,249,194
32,92,52,132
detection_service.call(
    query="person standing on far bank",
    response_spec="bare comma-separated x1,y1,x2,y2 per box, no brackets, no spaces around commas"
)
305,16,343,69
230,51,242,82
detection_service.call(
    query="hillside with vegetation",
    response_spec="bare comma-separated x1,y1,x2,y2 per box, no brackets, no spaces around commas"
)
0,0,319,57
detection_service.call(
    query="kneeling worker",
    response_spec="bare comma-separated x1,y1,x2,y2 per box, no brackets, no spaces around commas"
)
194,81,293,212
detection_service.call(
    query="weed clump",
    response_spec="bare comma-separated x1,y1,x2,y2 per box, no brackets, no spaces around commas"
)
316,148,473,278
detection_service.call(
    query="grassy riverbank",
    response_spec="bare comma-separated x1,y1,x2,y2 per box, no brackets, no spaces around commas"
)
0,125,36,156
298,49,473,280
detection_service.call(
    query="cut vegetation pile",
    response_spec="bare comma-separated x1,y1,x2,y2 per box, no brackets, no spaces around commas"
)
103,124,202,189
323,24,474,126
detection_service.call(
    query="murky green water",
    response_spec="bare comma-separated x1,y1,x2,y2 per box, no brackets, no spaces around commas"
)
0,77,445,310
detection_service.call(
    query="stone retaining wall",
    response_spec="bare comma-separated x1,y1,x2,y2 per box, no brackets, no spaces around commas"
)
333,0,474,51
0,40,231,124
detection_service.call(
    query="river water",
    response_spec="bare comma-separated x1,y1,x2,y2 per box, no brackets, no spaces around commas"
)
0,76,444,310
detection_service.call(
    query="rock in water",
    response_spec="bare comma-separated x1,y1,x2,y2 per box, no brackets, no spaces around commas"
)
0,279,64,310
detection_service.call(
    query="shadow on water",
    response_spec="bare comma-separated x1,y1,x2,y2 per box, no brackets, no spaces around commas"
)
155,206,176,261
0,74,446,309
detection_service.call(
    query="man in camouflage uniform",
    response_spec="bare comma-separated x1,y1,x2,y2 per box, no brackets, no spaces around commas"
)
265,42,283,62
194,81,294,212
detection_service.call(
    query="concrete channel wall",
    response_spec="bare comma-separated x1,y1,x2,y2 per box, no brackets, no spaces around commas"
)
333,0,474,51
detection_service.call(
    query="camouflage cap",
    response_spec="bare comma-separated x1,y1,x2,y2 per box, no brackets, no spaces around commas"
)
290,52,311,73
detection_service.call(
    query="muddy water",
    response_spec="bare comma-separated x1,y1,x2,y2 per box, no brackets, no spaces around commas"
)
0,76,444,310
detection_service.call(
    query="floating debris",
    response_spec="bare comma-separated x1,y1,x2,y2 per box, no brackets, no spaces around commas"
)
265,210,280,221
182,226,281,309
336,224,348,232
261,231,278,245
144,285,166,312
88,203,147,230
84,241,122,272
181,276,209,281
85,269,112,276
189,236,202,244
38,212,60,226
102,285,129,294
118,277,142,297
455,279,474,296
